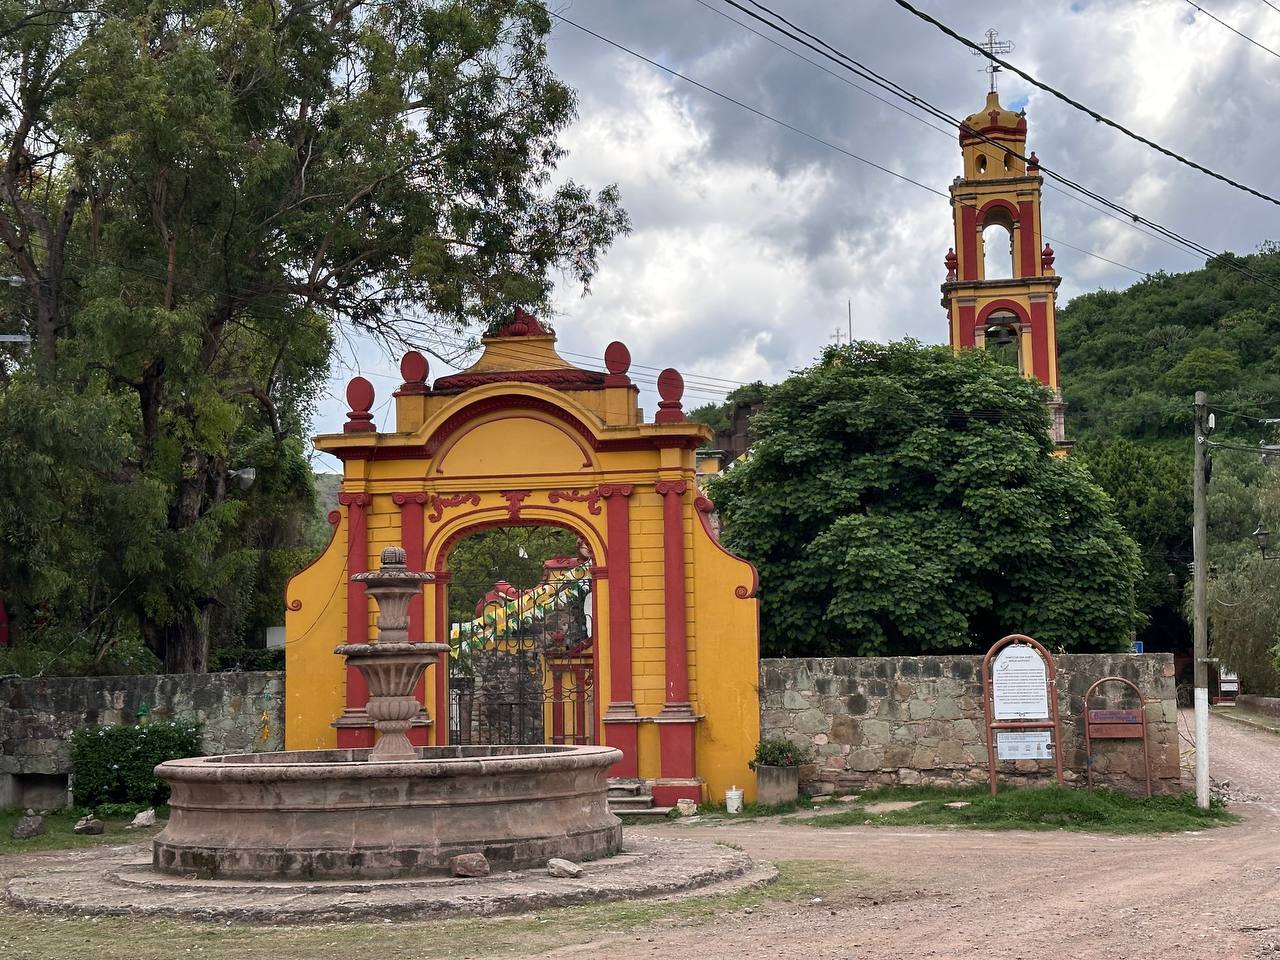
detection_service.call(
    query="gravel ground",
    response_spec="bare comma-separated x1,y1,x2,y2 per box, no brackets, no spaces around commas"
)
556,710,1280,960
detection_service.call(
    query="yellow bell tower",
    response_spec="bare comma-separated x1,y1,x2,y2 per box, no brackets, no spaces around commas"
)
940,80,1068,447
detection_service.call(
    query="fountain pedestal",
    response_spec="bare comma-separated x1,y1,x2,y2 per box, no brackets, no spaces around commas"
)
335,546,447,761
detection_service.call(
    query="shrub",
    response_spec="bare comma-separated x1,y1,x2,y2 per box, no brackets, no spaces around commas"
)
749,737,813,770
70,718,202,808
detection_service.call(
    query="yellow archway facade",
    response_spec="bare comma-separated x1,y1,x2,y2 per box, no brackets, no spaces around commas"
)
285,311,761,804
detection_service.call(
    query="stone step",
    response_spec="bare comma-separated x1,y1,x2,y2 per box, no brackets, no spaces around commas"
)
607,795,657,811
607,782,645,797
613,805,674,819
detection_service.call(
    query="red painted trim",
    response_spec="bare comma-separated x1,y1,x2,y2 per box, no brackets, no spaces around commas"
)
975,299,1032,328
1018,200,1036,277
432,574,450,745
977,197,1020,226
1030,298,1051,386
427,492,481,523
600,484,635,707
548,488,603,515
651,780,702,806
603,722,639,778
322,433,697,462
655,479,690,706
656,720,698,783
337,492,372,711
336,727,375,748
958,302,977,348
693,496,758,598
427,507,608,568
960,205,978,281
431,368,607,392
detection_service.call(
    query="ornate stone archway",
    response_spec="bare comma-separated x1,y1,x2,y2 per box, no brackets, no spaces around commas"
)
285,310,762,804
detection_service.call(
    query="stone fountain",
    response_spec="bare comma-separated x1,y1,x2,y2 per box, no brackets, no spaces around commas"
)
148,545,623,880
335,546,448,761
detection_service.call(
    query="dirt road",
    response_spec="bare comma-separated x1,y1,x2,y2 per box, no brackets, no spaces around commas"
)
562,711,1280,960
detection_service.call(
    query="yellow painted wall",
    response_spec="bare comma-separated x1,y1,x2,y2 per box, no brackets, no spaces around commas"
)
284,351,763,802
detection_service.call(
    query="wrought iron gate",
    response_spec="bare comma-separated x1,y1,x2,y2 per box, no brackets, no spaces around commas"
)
449,571,595,746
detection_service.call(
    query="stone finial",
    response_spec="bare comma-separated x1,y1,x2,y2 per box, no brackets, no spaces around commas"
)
344,377,376,433
945,247,958,282
379,546,408,568
1041,242,1056,273
655,368,685,424
1027,151,1040,173
496,306,549,337
603,340,631,386
396,351,430,396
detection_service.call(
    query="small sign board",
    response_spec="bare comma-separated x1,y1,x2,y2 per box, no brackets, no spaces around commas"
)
996,730,1054,760
992,645,1050,720
1220,670,1239,694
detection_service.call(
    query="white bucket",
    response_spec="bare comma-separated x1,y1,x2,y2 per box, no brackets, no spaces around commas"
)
725,786,744,814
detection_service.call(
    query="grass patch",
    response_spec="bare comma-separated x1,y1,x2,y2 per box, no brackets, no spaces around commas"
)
0,807,163,856
798,785,1236,834
0,859,856,960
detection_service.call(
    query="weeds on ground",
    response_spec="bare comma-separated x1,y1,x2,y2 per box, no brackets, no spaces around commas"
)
797,785,1236,834
0,860,856,960
0,805,165,855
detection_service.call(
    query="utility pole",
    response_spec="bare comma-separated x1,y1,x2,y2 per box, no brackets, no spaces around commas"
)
1192,390,1210,809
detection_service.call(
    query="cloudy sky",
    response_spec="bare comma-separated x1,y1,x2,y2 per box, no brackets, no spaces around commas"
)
314,0,1280,465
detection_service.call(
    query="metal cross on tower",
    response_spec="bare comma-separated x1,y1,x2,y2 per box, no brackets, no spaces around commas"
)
972,28,1014,93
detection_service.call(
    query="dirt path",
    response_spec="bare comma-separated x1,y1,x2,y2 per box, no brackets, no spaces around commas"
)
557,711,1280,960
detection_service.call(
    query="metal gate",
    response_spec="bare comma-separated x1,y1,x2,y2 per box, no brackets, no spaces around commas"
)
449,570,595,746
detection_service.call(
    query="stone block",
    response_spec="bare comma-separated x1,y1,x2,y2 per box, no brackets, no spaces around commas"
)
884,744,913,768
861,719,892,746
908,700,934,720
450,853,491,878
910,746,936,769
847,749,880,772
898,768,922,785
933,697,961,721
782,690,808,710
953,719,979,741
795,709,831,735
830,715,860,746
938,740,967,766
547,858,582,878
12,815,44,840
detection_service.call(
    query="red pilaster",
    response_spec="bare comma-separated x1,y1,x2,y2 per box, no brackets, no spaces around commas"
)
654,478,698,797
599,484,639,776
1030,297,1051,386
335,491,374,747
960,204,978,280
958,301,977,348
1018,200,1037,278
394,492,430,747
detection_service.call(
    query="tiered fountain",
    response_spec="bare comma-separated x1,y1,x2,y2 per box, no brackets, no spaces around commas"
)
150,546,622,880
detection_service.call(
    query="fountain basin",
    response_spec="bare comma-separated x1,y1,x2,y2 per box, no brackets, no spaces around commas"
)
152,744,622,880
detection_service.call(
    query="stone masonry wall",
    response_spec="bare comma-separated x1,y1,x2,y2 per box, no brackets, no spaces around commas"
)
1,672,284,806
760,654,1182,796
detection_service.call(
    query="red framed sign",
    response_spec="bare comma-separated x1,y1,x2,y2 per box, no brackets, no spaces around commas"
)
1083,676,1151,798
981,634,1065,795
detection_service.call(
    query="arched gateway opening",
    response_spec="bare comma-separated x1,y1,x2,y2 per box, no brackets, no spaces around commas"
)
284,309,762,805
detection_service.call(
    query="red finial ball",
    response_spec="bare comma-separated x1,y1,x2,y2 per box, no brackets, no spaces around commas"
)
655,368,685,424
400,350,428,384
604,341,631,376
344,376,376,433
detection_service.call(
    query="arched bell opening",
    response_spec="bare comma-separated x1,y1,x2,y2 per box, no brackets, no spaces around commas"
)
980,207,1017,281
978,309,1026,374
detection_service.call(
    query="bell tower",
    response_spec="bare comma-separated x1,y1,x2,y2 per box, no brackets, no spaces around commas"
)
941,68,1067,447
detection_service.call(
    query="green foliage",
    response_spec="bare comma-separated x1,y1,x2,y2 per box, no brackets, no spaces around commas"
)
70,719,202,807
802,785,1234,833
446,526,580,625
709,340,1143,657
208,645,285,672
749,737,813,769
688,381,773,439
0,0,627,671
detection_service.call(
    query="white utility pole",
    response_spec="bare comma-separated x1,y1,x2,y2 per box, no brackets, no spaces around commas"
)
1192,390,1210,809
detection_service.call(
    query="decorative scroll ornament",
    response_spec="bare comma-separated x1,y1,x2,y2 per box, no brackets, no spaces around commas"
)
548,488,602,515
502,490,531,520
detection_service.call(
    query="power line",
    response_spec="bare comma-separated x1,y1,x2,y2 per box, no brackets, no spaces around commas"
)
889,0,1280,206
1182,0,1280,60
1257,0,1280,16
705,0,1280,294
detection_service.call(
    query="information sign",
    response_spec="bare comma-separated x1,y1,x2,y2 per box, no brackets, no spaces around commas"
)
1220,670,1239,694
996,730,1053,760
992,644,1049,720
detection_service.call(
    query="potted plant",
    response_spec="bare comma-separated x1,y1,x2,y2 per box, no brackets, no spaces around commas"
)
749,738,812,806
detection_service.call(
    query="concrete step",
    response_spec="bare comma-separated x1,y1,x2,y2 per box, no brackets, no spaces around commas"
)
607,781,645,797
607,795,657,811
613,805,674,819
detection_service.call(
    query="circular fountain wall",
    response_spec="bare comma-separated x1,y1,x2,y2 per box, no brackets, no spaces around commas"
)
152,743,622,880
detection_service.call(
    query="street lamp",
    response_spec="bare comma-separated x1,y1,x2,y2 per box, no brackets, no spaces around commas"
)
1252,521,1279,560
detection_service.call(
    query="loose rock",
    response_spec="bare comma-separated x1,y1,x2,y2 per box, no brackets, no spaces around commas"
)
12,815,44,840
547,858,583,879
449,852,490,878
73,816,105,835
944,801,972,809
127,809,156,829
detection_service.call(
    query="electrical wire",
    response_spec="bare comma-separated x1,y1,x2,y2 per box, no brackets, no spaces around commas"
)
889,0,1280,206
707,0,1280,295
1182,0,1280,60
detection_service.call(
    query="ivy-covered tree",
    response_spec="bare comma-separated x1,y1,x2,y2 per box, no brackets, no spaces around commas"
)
0,0,627,671
708,341,1143,658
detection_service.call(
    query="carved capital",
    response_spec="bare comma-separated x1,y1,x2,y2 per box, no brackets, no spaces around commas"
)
598,483,634,500
655,479,688,497
337,492,373,508
391,492,429,506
